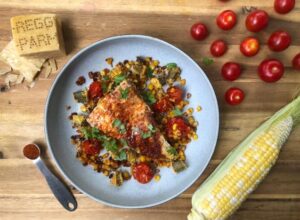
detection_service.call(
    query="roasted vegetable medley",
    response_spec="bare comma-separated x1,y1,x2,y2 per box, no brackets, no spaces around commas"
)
70,56,198,186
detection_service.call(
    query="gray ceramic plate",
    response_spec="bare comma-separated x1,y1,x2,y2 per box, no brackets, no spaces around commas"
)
45,35,219,208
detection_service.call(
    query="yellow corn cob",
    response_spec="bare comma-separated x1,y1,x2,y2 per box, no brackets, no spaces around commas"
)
188,96,300,220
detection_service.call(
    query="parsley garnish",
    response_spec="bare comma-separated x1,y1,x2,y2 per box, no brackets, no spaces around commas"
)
114,149,127,161
166,63,177,69
142,124,156,139
146,67,153,78
103,138,118,152
147,124,156,132
114,74,126,85
113,119,122,128
120,138,128,146
167,147,178,156
171,107,183,116
113,119,126,134
119,87,129,99
142,131,152,139
202,57,214,66
142,91,156,105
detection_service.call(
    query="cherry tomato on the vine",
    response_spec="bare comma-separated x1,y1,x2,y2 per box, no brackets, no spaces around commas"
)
274,0,295,14
225,87,245,105
210,40,227,57
240,37,260,57
221,62,242,81
292,53,300,70
216,10,237,30
258,59,284,82
268,31,291,52
190,22,209,40
245,10,269,32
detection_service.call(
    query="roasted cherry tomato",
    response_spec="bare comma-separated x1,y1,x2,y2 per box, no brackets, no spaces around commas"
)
216,10,237,30
210,40,227,57
274,0,295,14
153,97,173,113
292,53,300,70
240,37,260,57
245,10,269,32
268,31,291,52
225,87,245,105
258,59,284,82
167,86,184,104
82,139,101,155
132,162,154,184
221,62,242,81
166,117,191,140
88,81,103,100
190,22,209,40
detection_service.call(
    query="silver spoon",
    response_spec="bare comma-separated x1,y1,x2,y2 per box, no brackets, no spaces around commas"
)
23,144,77,211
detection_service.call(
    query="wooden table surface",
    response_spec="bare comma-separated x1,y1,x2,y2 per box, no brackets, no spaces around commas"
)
0,0,300,219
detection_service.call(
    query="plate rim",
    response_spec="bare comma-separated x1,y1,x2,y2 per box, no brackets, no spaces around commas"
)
44,34,220,209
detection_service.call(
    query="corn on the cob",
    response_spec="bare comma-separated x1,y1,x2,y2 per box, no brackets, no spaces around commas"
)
188,96,300,220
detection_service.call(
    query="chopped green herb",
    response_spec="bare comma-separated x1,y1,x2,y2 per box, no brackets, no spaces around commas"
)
166,63,177,69
103,75,110,81
113,119,122,128
202,57,214,66
103,139,118,152
142,91,156,105
82,127,92,139
114,74,126,85
114,149,127,161
146,67,153,78
120,138,128,146
142,131,152,139
147,124,156,132
113,119,126,134
120,87,129,99
101,81,108,93
167,147,178,156
171,107,183,116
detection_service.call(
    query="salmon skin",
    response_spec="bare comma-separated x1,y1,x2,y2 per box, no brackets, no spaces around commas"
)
87,80,176,160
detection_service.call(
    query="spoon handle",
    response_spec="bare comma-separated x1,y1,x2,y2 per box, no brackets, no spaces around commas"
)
35,158,77,211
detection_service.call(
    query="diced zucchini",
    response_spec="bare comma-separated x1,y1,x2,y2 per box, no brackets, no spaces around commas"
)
172,160,187,173
73,90,88,103
110,171,123,187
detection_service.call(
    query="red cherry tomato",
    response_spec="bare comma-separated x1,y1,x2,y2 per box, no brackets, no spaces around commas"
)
245,10,269,32
88,81,103,100
240,37,260,57
221,62,242,81
153,97,173,113
225,87,245,105
292,53,300,70
190,22,209,40
166,117,191,140
268,31,291,52
274,0,295,14
82,139,101,155
210,40,227,57
216,10,237,30
167,86,183,104
132,162,154,184
258,59,284,82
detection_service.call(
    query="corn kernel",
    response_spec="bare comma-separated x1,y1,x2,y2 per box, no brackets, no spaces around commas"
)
196,106,202,112
140,156,146,162
154,174,161,182
193,134,198,140
180,79,186,86
80,105,87,112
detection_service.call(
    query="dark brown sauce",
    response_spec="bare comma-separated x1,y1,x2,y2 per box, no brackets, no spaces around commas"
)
23,144,40,160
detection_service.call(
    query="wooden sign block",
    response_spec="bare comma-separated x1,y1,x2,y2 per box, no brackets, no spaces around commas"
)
10,14,65,57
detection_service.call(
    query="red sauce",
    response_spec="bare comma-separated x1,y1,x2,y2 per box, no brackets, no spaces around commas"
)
132,162,154,184
23,144,40,160
126,130,161,159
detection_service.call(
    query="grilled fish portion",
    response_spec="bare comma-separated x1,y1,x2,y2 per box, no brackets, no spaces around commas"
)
87,80,176,160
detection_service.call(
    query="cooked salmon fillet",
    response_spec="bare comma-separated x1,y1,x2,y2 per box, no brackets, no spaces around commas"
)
87,80,175,160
